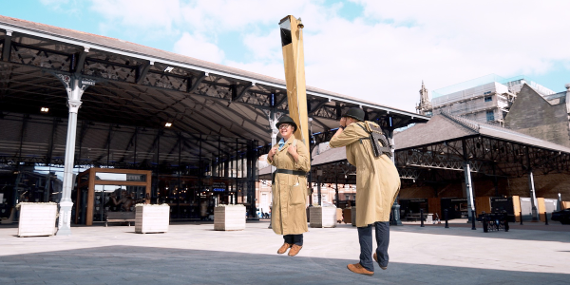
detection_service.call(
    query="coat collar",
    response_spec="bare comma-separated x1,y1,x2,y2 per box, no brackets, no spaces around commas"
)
278,134,296,152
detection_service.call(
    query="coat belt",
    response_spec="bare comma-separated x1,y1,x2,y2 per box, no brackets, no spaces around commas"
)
272,169,307,184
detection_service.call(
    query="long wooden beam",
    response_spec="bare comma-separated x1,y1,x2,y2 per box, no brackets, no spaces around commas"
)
279,15,309,146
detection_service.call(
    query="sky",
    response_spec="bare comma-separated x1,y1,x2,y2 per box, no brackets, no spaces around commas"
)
2,0,570,113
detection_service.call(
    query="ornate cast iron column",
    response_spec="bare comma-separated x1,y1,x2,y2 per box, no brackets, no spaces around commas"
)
55,73,95,235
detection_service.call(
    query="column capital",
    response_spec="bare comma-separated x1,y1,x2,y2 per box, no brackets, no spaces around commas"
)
67,99,82,113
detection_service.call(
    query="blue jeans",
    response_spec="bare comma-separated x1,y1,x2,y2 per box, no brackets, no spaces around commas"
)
357,222,390,272
283,234,303,246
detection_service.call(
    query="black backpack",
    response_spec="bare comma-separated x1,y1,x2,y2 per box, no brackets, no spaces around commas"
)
356,121,392,158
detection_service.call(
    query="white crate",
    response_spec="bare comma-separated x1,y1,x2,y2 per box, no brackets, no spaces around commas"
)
309,206,337,228
135,204,170,234
214,205,246,231
18,202,58,237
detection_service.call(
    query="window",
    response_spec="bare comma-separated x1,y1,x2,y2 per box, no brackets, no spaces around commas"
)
262,193,267,204
484,96,492,102
486,110,495,121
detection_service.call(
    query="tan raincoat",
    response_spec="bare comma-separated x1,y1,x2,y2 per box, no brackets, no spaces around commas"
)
329,121,400,227
267,134,311,235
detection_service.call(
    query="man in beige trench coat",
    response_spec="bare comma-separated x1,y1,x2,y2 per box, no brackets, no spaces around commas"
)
267,115,311,256
329,107,401,276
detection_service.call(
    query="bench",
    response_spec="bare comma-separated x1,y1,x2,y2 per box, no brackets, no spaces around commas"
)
105,211,136,227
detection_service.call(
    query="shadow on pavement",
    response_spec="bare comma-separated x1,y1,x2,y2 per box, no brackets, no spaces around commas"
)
0,245,568,285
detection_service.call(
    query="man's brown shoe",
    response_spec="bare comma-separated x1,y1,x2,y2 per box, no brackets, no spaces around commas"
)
347,263,374,276
373,253,387,270
277,243,292,254
288,244,302,256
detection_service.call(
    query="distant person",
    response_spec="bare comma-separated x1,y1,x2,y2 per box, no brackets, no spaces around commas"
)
266,115,310,257
200,200,208,220
330,107,401,276
108,190,134,211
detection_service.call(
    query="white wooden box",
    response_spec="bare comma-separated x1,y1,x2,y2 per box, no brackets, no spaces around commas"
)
214,205,246,231
309,206,338,228
135,204,170,234
18,202,58,237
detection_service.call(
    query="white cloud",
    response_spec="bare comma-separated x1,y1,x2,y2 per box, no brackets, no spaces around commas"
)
89,0,182,32
40,0,82,15
241,30,282,61
297,0,570,110
40,0,69,5
178,0,310,33
83,0,570,112
173,32,225,64
225,60,284,81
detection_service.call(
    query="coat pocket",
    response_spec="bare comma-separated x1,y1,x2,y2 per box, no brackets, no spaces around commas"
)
289,183,305,206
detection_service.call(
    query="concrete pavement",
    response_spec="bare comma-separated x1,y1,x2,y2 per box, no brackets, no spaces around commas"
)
0,220,568,284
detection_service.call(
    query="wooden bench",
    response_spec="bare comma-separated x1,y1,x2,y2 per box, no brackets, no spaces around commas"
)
105,211,136,227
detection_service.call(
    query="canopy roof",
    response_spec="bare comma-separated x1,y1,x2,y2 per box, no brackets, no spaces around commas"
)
0,15,427,168
307,112,570,183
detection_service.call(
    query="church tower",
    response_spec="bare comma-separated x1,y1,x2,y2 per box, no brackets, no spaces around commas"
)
416,81,432,116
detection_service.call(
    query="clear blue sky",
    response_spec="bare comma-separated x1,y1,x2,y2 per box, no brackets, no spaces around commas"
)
2,0,569,111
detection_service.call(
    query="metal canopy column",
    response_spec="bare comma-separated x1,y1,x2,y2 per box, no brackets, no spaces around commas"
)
55,73,95,235
528,170,539,221
387,116,402,225
464,162,475,222
526,146,539,222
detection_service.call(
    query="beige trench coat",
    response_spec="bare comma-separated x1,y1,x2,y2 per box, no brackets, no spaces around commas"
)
329,121,401,227
267,134,311,235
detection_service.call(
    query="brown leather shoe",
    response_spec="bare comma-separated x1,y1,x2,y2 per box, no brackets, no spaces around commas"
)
277,243,292,254
373,253,388,270
347,263,374,276
288,244,302,256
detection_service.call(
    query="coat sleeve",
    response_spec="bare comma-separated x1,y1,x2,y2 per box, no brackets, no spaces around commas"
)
329,124,364,148
293,140,311,172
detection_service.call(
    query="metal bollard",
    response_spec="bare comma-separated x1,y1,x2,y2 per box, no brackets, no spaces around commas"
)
420,209,425,227
444,209,449,228
471,209,476,230
545,212,548,225
520,211,523,225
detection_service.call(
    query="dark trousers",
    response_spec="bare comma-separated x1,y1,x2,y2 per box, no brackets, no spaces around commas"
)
357,222,390,272
283,234,303,246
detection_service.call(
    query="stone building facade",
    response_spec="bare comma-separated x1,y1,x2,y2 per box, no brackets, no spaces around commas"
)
417,75,556,126
505,84,570,148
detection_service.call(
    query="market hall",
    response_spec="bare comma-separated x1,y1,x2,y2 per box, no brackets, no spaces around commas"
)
0,15,427,233
303,112,570,225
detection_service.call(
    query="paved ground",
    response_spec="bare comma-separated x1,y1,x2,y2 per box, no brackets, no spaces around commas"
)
0,219,568,285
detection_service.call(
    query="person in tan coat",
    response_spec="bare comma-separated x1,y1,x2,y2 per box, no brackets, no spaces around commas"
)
267,115,311,257
329,107,401,276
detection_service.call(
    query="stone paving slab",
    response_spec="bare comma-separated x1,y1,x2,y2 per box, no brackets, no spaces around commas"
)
0,221,568,284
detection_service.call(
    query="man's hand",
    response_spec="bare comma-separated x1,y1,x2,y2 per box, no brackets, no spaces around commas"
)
339,117,347,128
287,144,299,162
287,144,297,156
268,146,277,160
